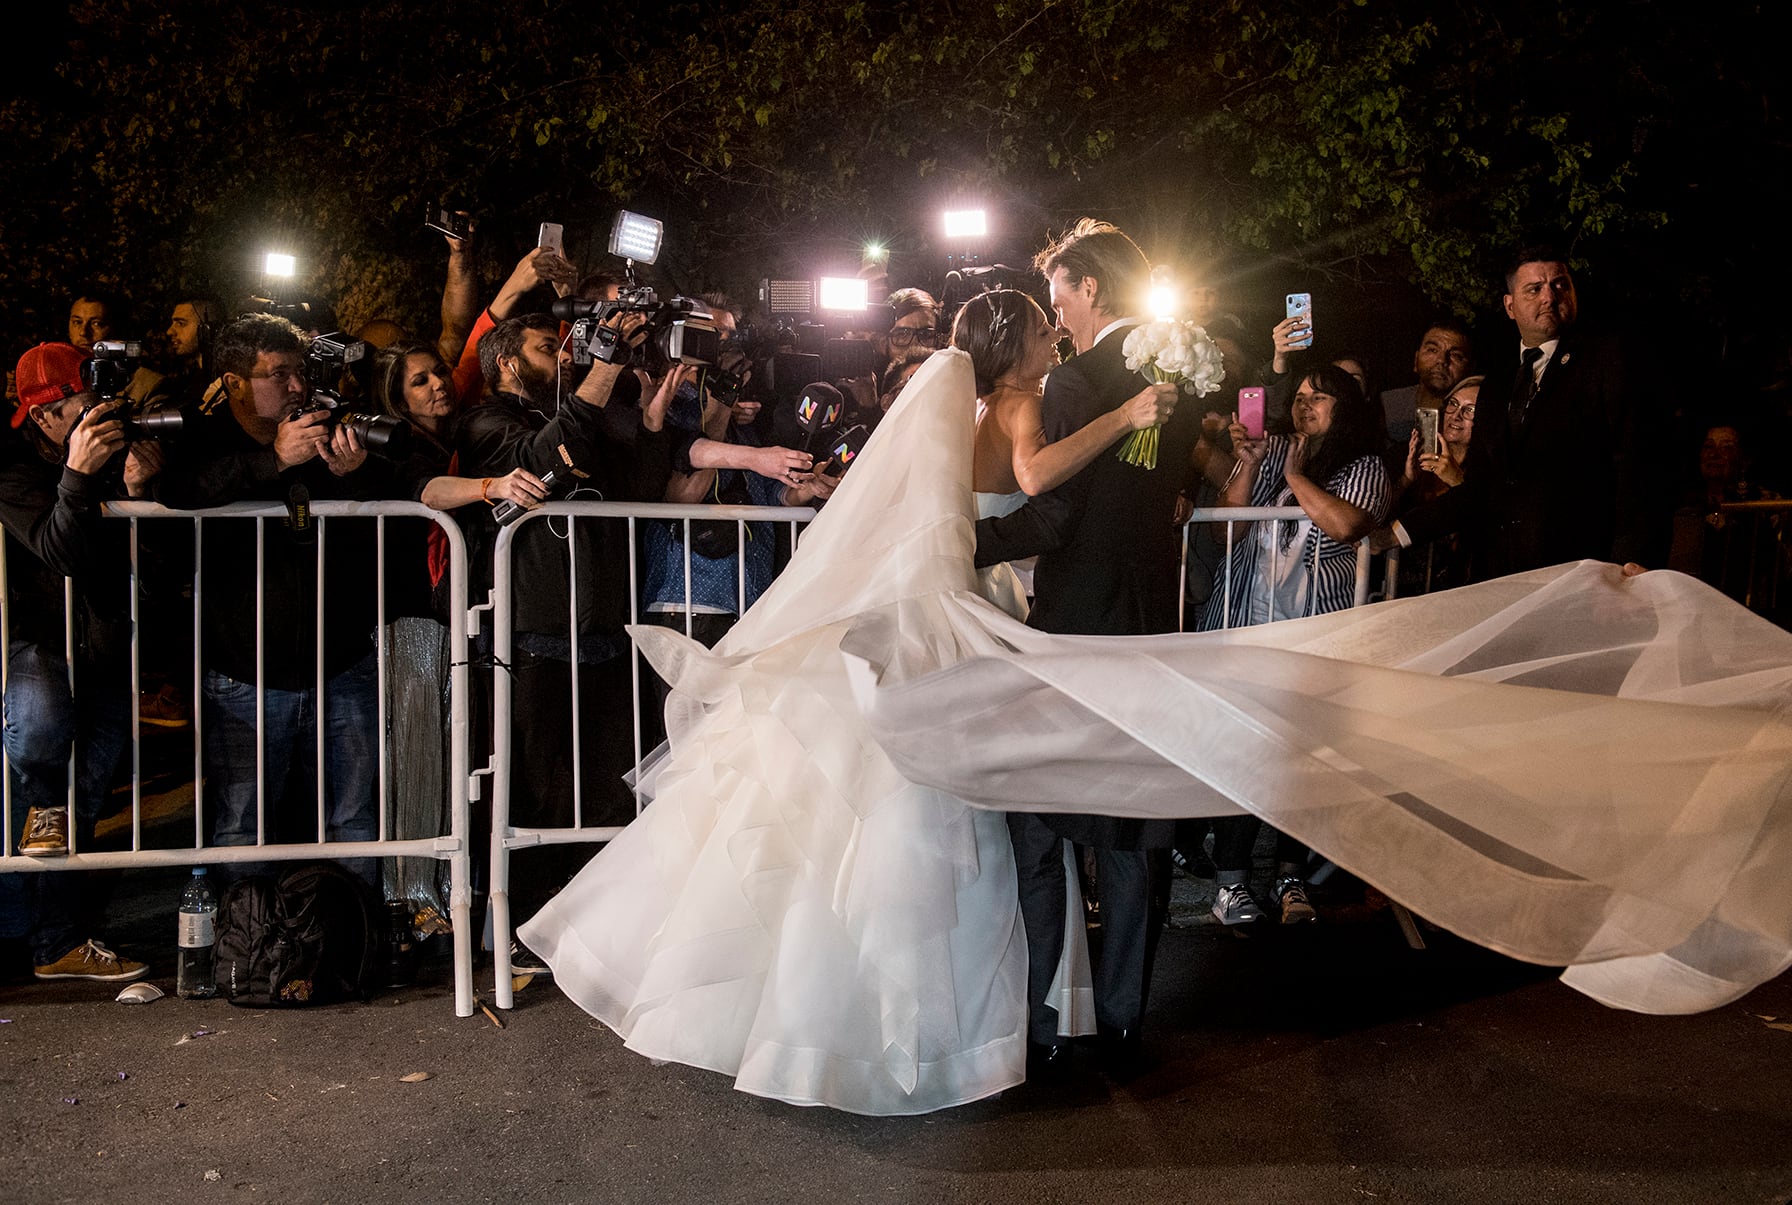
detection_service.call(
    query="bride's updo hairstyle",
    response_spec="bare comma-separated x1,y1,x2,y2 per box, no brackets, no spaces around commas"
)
951,288,1040,397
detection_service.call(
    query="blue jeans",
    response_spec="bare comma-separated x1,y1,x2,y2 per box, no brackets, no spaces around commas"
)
3,640,131,964
204,655,379,869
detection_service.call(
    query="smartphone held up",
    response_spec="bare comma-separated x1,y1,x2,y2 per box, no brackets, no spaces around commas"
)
1285,292,1313,349
1236,387,1266,440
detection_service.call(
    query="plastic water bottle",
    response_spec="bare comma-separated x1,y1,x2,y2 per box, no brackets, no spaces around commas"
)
176,868,219,998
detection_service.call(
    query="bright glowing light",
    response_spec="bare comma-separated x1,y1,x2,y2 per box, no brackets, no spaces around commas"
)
817,277,870,311
1148,264,1178,320
864,241,888,263
608,210,664,264
942,209,988,239
264,253,296,277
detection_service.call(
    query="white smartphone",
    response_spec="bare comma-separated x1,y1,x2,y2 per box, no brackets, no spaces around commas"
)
538,222,565,257
1285,292,1313,348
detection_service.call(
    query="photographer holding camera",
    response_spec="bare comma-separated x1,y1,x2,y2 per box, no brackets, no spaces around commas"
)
456,311,675,961
0,343,157,982
154,313,398,877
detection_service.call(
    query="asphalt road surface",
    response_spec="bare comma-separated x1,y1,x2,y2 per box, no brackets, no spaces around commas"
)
4,865,1790,1205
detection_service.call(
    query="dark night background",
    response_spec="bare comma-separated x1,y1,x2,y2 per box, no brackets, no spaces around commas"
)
3,0,1787,473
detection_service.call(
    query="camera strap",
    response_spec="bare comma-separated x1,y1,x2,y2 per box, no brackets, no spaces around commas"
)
285,483,314,546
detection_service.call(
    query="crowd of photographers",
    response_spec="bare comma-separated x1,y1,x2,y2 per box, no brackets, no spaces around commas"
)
0,230,955,982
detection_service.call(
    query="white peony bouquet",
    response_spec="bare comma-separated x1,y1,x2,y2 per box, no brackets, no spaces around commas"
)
1118,320,1226,469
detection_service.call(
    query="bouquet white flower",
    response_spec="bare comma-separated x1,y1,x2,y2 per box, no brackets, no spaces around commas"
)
1118,320,1226,468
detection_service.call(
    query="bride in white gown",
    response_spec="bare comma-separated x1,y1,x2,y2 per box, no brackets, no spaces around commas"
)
520,296,1173,1115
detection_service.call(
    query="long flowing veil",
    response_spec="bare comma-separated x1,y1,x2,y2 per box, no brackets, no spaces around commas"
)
854,560,1792,1014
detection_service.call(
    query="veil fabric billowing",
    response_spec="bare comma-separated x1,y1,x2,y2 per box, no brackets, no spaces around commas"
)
854,559,1792,1015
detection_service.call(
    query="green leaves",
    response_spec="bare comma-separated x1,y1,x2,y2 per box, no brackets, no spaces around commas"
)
0,0,1751,338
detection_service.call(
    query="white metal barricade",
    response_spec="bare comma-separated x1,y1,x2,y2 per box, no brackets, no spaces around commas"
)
1182,505,1373,629
484,499,818,1009
0,500,475,1018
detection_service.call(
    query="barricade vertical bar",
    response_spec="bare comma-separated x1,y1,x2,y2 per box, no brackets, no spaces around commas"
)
193,518,205,848
1178,521,1191,633
129,517,142,850
442,516,474,1017
626,516,643,810
0,541,10,847
375,516,388,843
1222,521,1235,629
682,519,694,637
568,514,583,827
491,520,518,1009
315,517,328,842
737,520,748,617
64,579,77,852
1353,540,1371,608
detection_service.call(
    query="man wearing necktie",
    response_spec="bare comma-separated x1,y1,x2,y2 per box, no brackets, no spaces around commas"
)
1380,246,1666,579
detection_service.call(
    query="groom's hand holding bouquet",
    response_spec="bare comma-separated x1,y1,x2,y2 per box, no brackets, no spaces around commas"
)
1118,320,1226,469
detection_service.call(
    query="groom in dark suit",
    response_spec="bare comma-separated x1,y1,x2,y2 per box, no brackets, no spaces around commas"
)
975,219,1202,1072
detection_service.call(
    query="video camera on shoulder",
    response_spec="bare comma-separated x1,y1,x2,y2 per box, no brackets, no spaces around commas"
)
80,340,184,441
551,288,722,371
291,332,409,455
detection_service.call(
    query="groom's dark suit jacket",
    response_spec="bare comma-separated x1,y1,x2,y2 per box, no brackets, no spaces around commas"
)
976,322,1202,848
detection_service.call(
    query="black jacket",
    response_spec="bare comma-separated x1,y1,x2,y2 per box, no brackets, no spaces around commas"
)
456,390,671,655
0,438,131,661
154,403,396,689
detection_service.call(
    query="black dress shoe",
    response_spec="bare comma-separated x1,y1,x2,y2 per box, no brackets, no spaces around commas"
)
1026,1041,1073,1080
1096,1026,1149,1076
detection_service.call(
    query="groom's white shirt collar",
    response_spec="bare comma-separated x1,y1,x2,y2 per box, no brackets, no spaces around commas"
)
1093,316,1141,349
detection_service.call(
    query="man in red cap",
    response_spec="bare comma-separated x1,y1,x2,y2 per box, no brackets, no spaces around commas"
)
0,342,157,982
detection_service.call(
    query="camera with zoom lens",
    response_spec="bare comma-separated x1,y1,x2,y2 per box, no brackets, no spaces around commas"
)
80,340,184,441
294,332,409,454
551,289,722,370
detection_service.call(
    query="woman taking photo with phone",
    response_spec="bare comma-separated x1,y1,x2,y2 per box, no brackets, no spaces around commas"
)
1198,360,1390,926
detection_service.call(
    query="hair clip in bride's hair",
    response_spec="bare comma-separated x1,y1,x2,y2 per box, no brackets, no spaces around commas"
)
986,292,1024,350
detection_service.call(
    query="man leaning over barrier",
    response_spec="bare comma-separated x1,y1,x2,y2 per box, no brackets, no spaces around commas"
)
0,342,157,982
456,312,674,964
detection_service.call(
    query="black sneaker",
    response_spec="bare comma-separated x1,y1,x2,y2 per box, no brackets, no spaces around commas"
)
509,940,551,977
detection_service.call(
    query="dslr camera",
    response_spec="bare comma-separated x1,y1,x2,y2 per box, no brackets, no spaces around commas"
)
80,340,184,441
551,288,722,370
292,332,409,454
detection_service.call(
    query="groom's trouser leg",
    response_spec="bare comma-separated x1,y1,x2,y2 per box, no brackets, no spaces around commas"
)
1092,848,1163,1032
1007,811,1067,1046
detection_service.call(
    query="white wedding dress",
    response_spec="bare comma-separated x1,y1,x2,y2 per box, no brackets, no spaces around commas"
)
521,350,1060,1114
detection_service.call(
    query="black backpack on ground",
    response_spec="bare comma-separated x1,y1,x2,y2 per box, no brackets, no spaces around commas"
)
214,862,383,1006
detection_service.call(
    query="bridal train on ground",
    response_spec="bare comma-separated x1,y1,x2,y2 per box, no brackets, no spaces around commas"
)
524,347,1792,1116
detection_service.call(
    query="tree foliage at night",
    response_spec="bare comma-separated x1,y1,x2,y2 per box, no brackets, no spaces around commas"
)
2,0,1782,349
